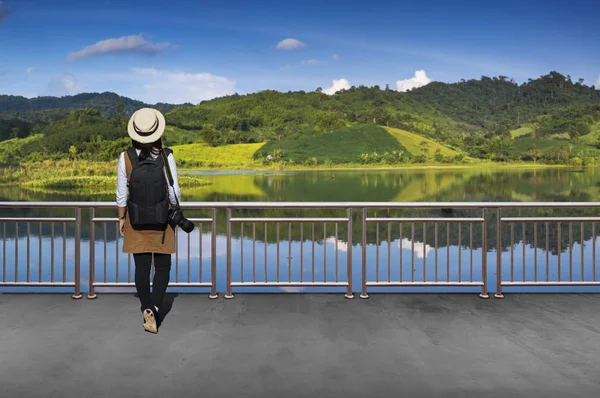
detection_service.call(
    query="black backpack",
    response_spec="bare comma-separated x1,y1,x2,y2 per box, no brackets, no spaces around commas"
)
126,147,172,231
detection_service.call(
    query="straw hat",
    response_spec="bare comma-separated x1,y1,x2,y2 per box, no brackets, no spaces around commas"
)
127,108,166,144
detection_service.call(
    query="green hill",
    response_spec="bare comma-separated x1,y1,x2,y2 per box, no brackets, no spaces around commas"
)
385,127,461,157
257,124,410,164
0,92,189,117
2,71,600,168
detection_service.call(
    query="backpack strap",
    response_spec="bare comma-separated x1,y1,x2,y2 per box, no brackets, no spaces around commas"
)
124,150,133,182
161,148,174,187
126,147,140,167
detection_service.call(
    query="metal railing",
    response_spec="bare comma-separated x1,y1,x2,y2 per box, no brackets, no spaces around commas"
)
225,207,354,299
495,203,600,298
88,207,218,299
2,201,600,299
360,207,489,299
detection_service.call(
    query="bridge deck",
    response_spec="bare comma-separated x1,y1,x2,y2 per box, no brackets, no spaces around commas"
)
1,293,599,398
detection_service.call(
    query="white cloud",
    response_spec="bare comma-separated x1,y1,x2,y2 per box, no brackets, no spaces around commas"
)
67,34,175,61
322,78,351,95
276,38,306,50
26,67,35,75
332,54,340,61
596,74,600,90
280,64,291,71
0,2,10,23
396,69,432,92
130,67,236,104
301,59,318,65
47,73,87,97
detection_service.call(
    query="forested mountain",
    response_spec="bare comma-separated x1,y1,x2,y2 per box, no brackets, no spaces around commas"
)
409,72,600,133
1,71,600,166
0,91,189,116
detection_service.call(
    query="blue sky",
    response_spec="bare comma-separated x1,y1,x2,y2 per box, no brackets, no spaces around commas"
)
0,0,598,104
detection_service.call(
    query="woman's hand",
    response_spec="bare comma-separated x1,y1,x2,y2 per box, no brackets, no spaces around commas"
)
119,219,126,236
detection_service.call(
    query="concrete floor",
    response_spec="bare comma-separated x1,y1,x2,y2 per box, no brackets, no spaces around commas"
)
1,293,600,398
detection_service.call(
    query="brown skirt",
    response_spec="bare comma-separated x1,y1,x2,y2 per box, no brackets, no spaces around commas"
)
122,214,176,254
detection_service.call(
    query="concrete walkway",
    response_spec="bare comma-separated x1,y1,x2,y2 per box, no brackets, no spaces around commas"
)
1,293,600,398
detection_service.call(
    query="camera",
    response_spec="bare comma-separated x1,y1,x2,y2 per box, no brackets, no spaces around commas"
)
167,206,195,233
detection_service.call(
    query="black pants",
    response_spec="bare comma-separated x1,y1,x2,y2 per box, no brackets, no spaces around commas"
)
133,252,171,312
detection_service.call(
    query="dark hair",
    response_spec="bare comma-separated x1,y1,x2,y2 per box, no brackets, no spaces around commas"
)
132,138,162,160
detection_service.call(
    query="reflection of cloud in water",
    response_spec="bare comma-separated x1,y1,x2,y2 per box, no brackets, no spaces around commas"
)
174,231,227,259
397,239,433,259
325,237,348,252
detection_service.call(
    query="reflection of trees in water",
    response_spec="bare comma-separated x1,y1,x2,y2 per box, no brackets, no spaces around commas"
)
252,171,411,202
2,205,600,257
2,167,600,256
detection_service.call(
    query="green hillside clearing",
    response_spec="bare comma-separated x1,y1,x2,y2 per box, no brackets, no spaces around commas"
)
258,124,408,164
171,142,266,168
510,126,532,139
162,125,204,146
385,127,461,157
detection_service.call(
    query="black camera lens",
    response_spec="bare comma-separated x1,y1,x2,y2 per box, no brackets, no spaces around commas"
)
180,218,195,233
168,207,194,233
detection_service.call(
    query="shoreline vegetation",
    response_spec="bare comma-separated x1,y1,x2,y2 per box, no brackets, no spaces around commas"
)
0,160,213,191
0,158,587,191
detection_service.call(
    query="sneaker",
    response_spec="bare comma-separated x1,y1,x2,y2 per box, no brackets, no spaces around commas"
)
143,308,158,334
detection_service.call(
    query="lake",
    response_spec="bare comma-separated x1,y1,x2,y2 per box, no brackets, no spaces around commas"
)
1,166,600,295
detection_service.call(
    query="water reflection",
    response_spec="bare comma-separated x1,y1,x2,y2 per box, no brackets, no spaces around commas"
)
2,228,600,294
2,166,600,293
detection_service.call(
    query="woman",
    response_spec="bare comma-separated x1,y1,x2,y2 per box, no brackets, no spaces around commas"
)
116,107,181,334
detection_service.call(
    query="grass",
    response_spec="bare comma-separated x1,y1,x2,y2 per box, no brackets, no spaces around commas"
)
259,124,408,164
510,126,533,139
0,158,212,190
171,141,266,168
384,126,461,157
162,125,204,146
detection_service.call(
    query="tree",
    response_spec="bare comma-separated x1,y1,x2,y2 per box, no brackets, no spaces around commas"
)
524,145,543,163
114,100,125,127
201,124,221,147
69,145,77,160
543,146,569,164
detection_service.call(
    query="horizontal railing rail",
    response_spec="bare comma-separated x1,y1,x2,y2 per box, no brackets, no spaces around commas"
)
2,201,600,299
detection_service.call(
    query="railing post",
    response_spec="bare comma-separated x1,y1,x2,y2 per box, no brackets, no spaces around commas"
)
209,207,218,299
479,208,489,299
72,207,82,299
87,208,97,299
345,208,354,299
495,207,504,298
224,208,234,299
360,208,369,299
